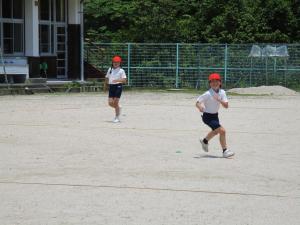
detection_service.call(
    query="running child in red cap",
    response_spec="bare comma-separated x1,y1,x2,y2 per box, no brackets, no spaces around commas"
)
105,55,127,123
196,73,235,158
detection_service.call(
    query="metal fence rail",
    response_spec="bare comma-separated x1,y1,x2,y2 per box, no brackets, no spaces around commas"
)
84,43,300,89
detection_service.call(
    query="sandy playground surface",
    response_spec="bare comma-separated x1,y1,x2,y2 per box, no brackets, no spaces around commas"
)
0,91,299,225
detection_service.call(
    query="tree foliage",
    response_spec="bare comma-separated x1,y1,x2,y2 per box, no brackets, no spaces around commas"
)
84,0,300,43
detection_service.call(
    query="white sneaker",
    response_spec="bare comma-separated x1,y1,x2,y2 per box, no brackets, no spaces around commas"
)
223,149,235,158
200,139,209,152
113,117,120,123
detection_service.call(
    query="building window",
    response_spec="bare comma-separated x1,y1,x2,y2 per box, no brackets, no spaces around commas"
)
13,0,23,19
0,0,24,55
39,24,50,53
39,0,66,23
56,0,65,22
40,0,51,21
39,0,66,55
2,0,12,18
2,0,23,19
3,23,13,54
13,23,23,52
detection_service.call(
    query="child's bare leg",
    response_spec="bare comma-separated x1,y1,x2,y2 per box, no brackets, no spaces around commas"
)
108,98,115,108
216,126,227,149
205,129,218,141
114,98,120,116
200,128,219,152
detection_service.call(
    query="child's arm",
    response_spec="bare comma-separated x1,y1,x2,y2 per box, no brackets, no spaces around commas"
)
112,69,127,84
112,78,127,84
218,98,229,108
103,78,109,91
196,93,208,112
213,94,229,108
196,101,205,112
104,68,111,91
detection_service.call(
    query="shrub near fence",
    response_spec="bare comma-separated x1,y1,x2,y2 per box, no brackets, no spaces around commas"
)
85,43,300,89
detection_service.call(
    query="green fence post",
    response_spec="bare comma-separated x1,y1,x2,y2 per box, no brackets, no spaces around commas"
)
198,43,201,89
176,43,179,88
224,43,228,87
127,43,131,86
284,58,287,87
265,57,268,85
274,57,277,83
250,58,253,86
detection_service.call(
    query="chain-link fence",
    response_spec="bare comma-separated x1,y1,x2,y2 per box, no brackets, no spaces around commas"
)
84,43,300,89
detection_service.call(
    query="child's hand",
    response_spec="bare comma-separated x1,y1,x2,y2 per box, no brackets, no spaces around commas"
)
198,105,205,112
212,93,228,108
213,93,221,102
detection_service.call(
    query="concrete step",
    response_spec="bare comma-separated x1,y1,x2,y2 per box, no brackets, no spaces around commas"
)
26,78,47,84
24,84,54,94
80,85,103,92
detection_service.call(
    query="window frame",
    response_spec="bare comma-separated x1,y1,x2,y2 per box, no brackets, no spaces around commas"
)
39,0,67,56
0,0,25,56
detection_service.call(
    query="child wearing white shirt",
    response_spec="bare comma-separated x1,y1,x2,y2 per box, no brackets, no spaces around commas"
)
196,73,234,158
105,55,127,123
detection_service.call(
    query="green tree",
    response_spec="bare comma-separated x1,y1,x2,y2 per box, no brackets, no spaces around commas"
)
84,0,300,43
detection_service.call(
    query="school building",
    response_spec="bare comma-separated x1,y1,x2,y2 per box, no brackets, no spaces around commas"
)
0,0,84,83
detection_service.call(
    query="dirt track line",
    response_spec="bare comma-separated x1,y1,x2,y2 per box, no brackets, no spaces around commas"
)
0,181,296,199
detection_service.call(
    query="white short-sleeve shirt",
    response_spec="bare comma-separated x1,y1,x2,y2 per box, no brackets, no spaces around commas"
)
105,67,127,84
196,88,228,114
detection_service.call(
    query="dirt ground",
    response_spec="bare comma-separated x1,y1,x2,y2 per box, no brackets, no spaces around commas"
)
0,91,299,225
228,85,299,96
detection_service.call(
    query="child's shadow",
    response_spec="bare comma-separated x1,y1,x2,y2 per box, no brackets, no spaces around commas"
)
104,120,122,123
194,154,223,159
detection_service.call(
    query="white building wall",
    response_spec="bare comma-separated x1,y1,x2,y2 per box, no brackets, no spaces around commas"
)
25,0,39,56
68,0,81,24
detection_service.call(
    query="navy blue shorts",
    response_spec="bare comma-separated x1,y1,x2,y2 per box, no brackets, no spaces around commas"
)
109,84,123,98
202,112,221,130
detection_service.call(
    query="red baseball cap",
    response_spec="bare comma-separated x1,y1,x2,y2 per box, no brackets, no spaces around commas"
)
112,55,122,63
208,73,221,81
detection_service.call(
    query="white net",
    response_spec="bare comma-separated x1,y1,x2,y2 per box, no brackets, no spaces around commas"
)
249,45,289,58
